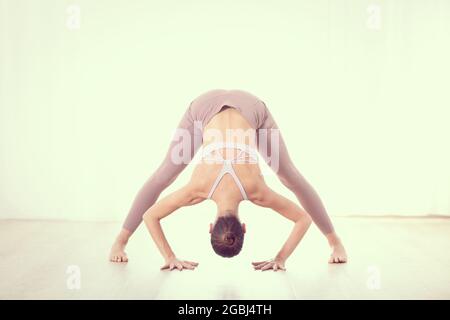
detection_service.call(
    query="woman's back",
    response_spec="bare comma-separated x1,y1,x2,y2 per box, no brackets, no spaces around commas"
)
191,107,264,202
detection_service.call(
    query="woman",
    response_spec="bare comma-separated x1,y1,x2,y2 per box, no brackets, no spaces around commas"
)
109,89,347,270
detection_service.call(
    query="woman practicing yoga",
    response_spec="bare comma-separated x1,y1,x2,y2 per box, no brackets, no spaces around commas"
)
109,89,347,270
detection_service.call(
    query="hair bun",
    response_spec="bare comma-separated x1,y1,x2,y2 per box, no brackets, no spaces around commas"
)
224,232,235,245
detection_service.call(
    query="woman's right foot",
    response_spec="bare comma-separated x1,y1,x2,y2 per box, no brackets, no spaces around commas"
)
109,240,128,263
329,242,347,264
326,232,348,264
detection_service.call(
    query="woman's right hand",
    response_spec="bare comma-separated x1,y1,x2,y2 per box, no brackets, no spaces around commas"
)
160,257,199,271
252,258,286,271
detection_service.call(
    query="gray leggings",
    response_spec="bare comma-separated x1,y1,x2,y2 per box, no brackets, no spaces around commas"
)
123,89,334,235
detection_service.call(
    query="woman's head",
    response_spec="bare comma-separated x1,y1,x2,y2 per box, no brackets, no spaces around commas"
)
209,215,246,258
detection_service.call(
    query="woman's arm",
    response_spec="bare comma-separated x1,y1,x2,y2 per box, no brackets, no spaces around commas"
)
251,185,312,271
143,184,204,270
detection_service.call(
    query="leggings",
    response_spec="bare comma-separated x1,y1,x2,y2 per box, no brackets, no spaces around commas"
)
123,89,334,235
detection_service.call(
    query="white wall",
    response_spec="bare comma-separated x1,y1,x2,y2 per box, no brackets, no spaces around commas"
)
1,0,449,222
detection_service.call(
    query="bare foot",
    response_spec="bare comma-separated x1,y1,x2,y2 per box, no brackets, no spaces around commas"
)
329,243,347,264
109,240,128,263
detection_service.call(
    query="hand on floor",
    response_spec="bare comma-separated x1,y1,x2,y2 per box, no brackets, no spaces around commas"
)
161,257,199,271
252,258,286,271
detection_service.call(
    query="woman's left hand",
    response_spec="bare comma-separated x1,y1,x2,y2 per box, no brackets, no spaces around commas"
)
252,258,286,271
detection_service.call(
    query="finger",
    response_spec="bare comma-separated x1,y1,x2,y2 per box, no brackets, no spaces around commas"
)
169,263,175,271
176,263,183,271
181,262,194,270
252,261,266,266
261,263,274,271
254,265,265,270
183,262,195,268
254,262,267,269
274,264,278,272
254,261,271,269
184,261,199,266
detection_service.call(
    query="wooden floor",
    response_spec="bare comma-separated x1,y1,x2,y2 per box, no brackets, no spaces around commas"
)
0,217,449,299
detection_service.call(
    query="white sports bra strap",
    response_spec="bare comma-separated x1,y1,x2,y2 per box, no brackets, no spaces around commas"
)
203,142,257,201
207,160,248,200
202,142,258,161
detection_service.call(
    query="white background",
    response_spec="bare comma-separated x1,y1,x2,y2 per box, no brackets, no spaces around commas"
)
1,0,449,222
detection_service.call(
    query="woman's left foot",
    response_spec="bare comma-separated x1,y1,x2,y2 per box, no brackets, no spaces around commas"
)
329,243,347,264
109,240,128,263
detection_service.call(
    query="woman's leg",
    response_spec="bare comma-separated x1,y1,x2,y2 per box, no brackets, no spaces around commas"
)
256,101,347,262
110,103,202,262
256,102,334,234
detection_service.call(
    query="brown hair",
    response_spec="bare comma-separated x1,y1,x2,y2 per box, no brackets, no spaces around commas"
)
210,215,244,258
